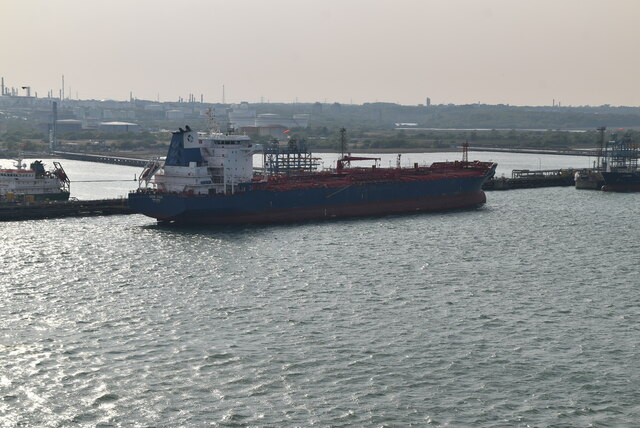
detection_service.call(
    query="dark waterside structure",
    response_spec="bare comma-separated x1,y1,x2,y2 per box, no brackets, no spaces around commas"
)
0,198,132,221
483,168,579,190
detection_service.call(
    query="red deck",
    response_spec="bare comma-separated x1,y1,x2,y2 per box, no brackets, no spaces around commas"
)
255,161,495,192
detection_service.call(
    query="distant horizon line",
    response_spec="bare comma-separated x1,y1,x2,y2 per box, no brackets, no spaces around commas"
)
1,92,638,109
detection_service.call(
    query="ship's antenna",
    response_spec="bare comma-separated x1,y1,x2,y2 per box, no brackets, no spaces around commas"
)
206,108,219,134
339,128,347,158
14,157,26,170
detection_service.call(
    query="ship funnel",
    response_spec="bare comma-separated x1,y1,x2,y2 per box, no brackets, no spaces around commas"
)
165,126,202,166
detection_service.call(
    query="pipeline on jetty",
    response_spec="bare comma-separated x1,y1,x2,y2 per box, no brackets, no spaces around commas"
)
471,147,597,157
483,168,579,190
0,198,133,222
52,151,148,167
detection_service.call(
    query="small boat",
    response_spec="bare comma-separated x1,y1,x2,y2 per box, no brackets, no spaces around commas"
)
574,169,604,190
0,159,70,203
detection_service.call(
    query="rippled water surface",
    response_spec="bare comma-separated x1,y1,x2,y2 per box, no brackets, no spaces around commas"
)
2,153,640,426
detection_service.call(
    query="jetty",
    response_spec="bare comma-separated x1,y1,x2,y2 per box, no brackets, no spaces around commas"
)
471,147,597,157
53,151,148,167
483,168,579,190
0,198,133,221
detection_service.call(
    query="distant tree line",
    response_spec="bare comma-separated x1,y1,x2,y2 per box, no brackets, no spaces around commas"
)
292,127,640,151
255,102,640,131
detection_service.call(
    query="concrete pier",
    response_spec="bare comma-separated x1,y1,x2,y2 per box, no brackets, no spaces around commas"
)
0,198,133,221
53,151,148,167
483,168,579,190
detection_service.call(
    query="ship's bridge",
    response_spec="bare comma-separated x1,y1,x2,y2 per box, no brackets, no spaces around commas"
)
198,133,251,146
140,126,260,196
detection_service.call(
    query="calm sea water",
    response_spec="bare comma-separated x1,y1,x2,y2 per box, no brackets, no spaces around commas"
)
2,152,639,426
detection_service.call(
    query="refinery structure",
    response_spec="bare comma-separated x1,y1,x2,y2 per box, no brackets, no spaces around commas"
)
0,76,311,148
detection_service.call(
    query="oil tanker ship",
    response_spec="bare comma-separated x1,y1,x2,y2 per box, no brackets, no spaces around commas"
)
128,126,497,224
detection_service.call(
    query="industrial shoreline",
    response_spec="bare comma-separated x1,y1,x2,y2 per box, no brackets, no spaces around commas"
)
0,163,585,223
0,147,600,222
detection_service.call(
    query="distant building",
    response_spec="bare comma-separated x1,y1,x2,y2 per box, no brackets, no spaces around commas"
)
144,104,164,112
165,109,184,120
55,119,83,132
103,109,136,120
292,114,310,127
260,125,289,138
239,124,289,138
426,97,431,107
99,121,140,132
255,113,280,127
238,126,259,136
228,102,256,127
255,113,309,128
228,102,309,130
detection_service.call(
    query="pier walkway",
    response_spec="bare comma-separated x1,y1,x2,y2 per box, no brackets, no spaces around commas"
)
0,198,133,221
471,147,597,157
53,151,148,167
483,168,579,190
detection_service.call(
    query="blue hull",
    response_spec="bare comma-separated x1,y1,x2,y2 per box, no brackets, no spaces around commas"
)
129,173,492,224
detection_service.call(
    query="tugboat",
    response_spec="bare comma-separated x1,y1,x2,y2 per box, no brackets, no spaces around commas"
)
128,126,497,225
0,159,70,203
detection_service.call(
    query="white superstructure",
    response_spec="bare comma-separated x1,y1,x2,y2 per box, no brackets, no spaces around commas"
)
140,128,260,195
0,160,70,199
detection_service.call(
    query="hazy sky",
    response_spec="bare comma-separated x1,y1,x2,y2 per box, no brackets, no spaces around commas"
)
2,0,639,106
